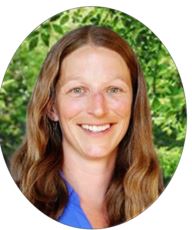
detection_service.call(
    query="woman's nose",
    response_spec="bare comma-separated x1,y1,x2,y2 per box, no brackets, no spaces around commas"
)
87,92,108,117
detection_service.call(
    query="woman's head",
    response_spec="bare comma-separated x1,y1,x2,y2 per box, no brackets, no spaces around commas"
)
11,25,163,226
27,25,141,161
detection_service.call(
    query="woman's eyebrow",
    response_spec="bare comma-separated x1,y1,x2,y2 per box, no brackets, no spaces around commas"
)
57,76,81,87
109,76,131,85
58,74,131,86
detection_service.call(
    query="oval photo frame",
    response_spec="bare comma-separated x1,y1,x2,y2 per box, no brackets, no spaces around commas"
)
0,6,186,229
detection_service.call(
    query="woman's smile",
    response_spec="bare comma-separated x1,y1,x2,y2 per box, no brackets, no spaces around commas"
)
78,123,115,135
80,123,111,132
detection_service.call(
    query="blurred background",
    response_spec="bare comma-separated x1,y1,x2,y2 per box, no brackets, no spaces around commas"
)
0,7,186,186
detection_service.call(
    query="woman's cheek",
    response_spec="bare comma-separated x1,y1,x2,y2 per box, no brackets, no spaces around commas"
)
59,97,85,118
110,96,132,117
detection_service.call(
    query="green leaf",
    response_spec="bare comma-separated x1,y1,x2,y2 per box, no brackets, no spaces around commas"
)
29,30,39,38
60,15,69,24
53,24,63,34
29,36,38,50
0,87,6,95
41,32,50,46
50,13,62,22
2,79,15,87
41,22,51,31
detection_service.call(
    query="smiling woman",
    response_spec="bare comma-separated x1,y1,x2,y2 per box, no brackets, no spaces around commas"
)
10,25,164,229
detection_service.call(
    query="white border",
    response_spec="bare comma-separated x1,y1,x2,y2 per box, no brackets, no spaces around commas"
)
0,1,192,230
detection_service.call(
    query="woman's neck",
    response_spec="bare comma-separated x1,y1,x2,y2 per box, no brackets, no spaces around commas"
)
62,151,116,207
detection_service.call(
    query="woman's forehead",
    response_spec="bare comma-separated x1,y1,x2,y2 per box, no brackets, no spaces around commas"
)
58,45,131,84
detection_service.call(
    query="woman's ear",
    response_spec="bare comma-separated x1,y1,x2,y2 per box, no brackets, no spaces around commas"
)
46,101,59,121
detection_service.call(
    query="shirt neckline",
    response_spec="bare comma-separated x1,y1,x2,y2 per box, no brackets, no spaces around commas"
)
60,171,80,205
59,171,93,228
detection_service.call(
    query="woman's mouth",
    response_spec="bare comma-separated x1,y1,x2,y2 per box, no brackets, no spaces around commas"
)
78,123,113,134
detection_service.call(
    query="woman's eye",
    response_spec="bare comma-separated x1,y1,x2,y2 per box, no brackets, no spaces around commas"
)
107,87,122,94
69,87,86,96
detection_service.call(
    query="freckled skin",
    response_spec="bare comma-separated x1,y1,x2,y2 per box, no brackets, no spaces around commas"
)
52,45,133,161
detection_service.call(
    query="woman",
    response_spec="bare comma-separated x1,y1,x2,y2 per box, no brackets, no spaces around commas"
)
10,25,164,229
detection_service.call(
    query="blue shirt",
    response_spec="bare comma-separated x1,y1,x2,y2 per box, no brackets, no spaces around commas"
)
58,173,93,229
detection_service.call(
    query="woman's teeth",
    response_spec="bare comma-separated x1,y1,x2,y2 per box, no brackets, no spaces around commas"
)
81,124,111,133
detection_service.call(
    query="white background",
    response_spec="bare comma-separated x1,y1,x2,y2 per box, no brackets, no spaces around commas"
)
0,0,192,229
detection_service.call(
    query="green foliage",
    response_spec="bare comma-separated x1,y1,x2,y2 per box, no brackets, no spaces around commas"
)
0,7,186,185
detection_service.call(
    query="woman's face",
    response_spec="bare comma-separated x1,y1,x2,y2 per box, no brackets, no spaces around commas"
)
52,45,132,161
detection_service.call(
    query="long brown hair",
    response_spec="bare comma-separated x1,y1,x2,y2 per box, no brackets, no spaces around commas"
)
10,25,164,227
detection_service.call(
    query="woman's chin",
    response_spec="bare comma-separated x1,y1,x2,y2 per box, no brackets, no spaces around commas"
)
82,146,116,161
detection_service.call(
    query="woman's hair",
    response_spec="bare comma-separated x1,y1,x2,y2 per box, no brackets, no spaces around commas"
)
10,25,164,226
